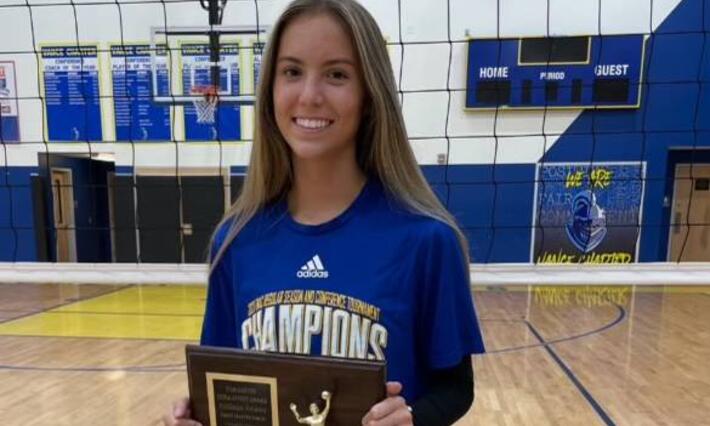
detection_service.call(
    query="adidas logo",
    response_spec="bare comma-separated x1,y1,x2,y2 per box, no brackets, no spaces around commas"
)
297,254,329,279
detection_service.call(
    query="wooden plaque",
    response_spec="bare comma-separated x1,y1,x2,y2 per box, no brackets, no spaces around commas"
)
186,345,386,426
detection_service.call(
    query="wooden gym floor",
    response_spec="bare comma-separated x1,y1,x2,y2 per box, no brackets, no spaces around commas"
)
0,283,708,425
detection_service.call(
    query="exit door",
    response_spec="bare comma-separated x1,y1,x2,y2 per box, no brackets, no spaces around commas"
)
50,168,77,262
668,164,710,261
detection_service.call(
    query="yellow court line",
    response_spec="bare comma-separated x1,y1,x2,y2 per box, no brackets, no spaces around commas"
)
52,285,206,316
0,285,206,340
0,311,202,340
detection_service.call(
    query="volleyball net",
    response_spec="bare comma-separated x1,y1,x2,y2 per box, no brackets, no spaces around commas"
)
0,0,708,284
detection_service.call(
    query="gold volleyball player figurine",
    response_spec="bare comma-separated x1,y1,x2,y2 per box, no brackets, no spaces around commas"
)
289,391,332,426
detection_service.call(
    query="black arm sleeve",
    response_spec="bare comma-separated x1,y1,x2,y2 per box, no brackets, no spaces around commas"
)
411,357,474,426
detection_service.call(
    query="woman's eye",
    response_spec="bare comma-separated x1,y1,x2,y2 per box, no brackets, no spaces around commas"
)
328,70,348,80
283,67,301,77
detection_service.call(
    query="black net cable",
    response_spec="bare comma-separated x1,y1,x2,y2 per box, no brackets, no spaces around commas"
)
443,0,452,222
0,125,706,145
677,0,707,262
0,102,16,262
531,0,553,264
580,1,605,265
4,79,710,102
483,0,503,263
396,0,404,107
114,0,146,263
634,1,655,263
22,0,50,263
68,0,97,253
1,76,709,101
158,0,184,263
0,0,220,8
204,0,223,190
131,0,184,263
2,30,710,51
112,0,131,264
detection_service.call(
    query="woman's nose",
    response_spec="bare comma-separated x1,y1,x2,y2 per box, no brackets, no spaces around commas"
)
298,76,324,106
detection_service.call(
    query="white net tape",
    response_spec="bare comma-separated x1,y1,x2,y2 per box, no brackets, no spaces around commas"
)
2,262,710,285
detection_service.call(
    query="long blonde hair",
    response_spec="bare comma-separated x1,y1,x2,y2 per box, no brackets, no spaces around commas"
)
209,0,469,273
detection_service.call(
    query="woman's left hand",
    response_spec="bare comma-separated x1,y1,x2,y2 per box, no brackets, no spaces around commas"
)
361,381,413,426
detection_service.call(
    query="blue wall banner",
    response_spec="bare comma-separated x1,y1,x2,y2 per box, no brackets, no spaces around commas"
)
111,44,171,142
0,61,20,142
532,162,645,264
181,43,240,141
41,46,102,142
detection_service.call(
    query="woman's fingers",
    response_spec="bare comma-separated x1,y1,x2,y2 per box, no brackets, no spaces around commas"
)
386,381,403,397
362,403,413,426
162,397,202,426
362,385,411,426
162,415,202,426
162,413,202,426
166,420,202,426
172,397,191,418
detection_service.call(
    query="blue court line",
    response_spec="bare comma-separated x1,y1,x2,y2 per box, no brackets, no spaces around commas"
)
525,317,620,426
481,303,626,354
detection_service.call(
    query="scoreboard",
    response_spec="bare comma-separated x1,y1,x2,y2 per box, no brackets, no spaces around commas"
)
466,35,646,109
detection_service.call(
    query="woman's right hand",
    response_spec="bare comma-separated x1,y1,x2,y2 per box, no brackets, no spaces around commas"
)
162,397,203,426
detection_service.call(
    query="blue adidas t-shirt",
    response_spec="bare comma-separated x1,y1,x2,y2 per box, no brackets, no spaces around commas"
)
201,179,485,401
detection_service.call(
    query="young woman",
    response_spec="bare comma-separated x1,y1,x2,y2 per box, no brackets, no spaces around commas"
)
164,1,485,425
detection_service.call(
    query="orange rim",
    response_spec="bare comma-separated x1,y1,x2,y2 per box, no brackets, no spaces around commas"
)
191,85,219,102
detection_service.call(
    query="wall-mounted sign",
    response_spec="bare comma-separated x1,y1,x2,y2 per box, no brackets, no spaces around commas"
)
111,44,171,142
41,45,102,141
0,61,20,142
532,162,645,264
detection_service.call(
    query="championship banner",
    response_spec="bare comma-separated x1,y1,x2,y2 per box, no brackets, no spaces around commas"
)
532,162,645,264
41,45,102,142
111,44,171,142
0,61,20,142
181,43,241,141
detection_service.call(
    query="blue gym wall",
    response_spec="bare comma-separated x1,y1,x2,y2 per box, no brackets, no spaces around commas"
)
542,0,710,262
428,0,709,263
0,166,37,261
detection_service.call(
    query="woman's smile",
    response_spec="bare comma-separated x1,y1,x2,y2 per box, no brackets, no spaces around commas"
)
292,117,335,132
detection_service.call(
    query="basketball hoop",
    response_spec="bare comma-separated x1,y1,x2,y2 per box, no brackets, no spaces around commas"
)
191,85,219,124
